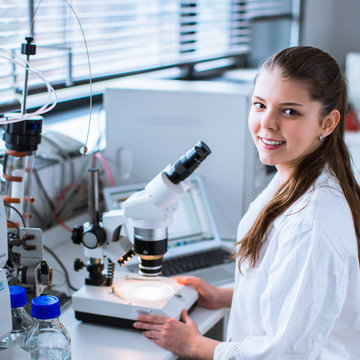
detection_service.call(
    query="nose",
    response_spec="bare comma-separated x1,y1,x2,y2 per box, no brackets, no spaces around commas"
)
261,108,278,131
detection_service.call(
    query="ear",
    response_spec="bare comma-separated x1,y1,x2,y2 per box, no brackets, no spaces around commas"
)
321,109,340,137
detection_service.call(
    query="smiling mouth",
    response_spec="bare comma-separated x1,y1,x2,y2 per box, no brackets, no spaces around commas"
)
259,137,286,147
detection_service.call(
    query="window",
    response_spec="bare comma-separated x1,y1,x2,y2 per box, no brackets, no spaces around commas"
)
0,0,298,109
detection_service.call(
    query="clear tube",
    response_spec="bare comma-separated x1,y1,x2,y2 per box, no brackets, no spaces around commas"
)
3,150,35,227
0,48,57,125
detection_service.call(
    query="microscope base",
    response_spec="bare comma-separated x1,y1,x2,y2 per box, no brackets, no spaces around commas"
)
72,275,199,328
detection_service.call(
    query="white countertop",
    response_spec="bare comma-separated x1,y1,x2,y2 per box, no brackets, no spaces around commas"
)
60,302,227,360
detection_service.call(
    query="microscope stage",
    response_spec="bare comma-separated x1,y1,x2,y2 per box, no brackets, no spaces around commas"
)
72,275,199,328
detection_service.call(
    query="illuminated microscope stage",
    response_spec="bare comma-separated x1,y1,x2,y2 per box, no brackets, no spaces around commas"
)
72,274,199,328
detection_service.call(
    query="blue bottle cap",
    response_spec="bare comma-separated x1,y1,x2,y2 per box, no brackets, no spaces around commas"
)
31,295,61,320
9,286,27,308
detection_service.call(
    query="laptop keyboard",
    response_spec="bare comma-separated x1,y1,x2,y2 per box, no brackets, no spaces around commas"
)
126,248,234,276
161,248,233,276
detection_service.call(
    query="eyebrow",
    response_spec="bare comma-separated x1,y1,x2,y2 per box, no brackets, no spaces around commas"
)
253,95,304,107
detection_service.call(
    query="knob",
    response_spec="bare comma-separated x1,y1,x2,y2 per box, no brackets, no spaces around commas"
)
71,225,84,245
39,261,53,286
74,258,85,272
82,225,106,249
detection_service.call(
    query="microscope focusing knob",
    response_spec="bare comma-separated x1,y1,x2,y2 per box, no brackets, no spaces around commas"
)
74,258,85,271
82,225,106,249
71,225,84,245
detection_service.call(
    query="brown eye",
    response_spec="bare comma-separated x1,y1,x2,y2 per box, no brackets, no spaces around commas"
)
254,102,265,110
284,108,298,116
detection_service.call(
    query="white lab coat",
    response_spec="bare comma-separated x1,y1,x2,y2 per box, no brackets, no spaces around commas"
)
214,169,360,359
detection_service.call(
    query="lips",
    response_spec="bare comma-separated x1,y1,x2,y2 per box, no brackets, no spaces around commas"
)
259,137,285,149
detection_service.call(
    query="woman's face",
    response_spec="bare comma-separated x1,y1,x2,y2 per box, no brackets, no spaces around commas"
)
248,67,324,180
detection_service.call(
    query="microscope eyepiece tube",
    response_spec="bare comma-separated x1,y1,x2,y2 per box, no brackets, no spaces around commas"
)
166,141,211,185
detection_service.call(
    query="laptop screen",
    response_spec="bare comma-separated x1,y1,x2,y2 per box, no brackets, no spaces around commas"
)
103,176,221,258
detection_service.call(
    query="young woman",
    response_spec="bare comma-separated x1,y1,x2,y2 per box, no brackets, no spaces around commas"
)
133,46,360,359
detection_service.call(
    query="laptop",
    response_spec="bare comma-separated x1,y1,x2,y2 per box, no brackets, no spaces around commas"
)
102,176,235,286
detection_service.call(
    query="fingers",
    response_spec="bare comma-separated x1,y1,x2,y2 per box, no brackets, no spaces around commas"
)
133,313,171,333
175,276,202,287
134,312,200,357
181,309,196,328
136,313,167,324
142,329,160,340
181,309,189,321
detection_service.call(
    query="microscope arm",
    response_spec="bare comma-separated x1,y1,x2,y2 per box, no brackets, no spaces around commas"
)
123,170,190,228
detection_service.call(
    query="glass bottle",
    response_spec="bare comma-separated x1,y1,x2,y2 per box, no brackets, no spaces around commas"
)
0,285,34,350
24,295,71,360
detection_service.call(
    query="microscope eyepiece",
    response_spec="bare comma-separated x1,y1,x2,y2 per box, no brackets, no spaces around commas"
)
166,141,211,185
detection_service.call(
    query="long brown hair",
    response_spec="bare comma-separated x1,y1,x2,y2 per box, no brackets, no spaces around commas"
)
236,46,360,269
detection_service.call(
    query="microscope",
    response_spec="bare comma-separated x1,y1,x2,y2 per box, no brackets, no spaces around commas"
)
72,141,211,327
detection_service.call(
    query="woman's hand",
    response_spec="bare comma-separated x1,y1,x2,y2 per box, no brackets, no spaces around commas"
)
175,276,233,309
133,309,219,360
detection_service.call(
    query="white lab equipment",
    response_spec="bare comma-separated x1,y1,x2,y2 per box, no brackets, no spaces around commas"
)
72,142,211,326
105,176,235,286
0,286,34,350
0,198,30,360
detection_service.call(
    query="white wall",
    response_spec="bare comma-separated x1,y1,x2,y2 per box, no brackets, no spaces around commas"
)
301,0,360,68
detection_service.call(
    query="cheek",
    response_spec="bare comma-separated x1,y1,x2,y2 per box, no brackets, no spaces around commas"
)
248,110,259,136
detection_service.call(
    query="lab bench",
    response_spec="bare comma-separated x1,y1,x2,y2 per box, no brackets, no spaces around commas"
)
43,223,231,360
60,301,227,360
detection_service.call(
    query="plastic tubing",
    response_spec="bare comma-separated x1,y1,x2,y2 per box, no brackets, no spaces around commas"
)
0,48,57,125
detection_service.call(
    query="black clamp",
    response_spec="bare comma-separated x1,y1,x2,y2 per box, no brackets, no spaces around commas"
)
21,37,36,56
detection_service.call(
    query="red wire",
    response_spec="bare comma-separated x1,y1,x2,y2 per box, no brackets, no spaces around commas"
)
93,152,115,186
54,151,114,232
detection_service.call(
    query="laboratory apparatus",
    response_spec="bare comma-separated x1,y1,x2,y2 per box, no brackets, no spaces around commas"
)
0,286,34,350
1,37,53,302
0,197,12,343
0,198,30,360
72,141,211,327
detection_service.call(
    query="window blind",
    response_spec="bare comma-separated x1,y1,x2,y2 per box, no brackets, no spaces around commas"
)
0,0,295,107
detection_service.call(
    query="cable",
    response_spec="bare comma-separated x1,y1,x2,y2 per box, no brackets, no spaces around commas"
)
33,168,55,211
51,268,67,288
6,220,20,237
4,203,26,227
62,0,93,156
2,0,93,153
54,183,85,232
0,49,57,124
57,185,87,225
43,244,78,292
30,204,51,230
53,184,79,232
40,134,72,161
93,152,115,187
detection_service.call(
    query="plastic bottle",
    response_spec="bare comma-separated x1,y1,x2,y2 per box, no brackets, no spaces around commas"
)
24,295,71,360
0,285,34,350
